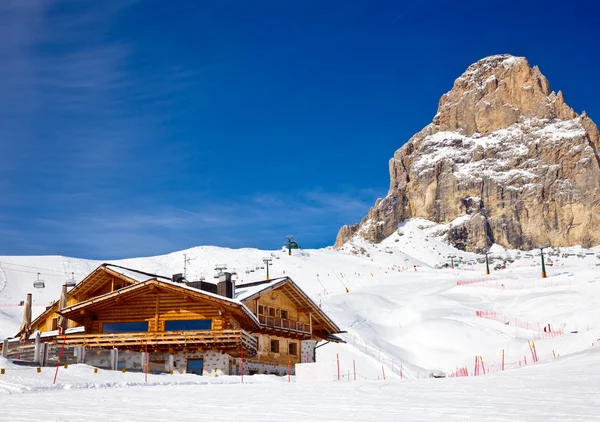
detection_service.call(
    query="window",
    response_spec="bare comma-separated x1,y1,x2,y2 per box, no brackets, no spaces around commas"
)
270,339,280,353
280,310,289,319
102,321,149,333
268,307,275,317
51,318,58,331
165,320,212,331
288,342,298,356
258,305,265,315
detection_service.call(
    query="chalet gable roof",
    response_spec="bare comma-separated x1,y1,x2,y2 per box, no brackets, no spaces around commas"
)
236,277,341,336
58,279,261,330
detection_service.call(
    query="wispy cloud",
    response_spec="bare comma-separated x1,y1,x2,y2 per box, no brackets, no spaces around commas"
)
0,2,385,259
2,187,379,258
0,0,195,173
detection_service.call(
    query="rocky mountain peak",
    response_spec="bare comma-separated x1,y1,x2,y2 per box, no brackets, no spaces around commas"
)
335,54,600,252
433,54,576,137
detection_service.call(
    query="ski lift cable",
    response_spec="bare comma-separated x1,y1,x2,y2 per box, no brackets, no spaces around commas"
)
0,265,87,278
0,261,74,274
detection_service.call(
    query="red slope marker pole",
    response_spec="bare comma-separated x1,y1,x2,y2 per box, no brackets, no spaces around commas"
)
336,354,340,382
288,359,291,383
502,350,505,371
480,356,486,375
353,359,356,381
53,330,66,385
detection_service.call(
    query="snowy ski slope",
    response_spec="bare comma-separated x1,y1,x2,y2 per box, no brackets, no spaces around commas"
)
1,219,599,381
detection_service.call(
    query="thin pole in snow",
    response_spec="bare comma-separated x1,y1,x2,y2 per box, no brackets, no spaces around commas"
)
53,332,66,385
241,345,244,383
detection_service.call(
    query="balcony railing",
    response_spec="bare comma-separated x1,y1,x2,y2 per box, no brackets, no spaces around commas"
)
29,329,258,355
258,315,310,333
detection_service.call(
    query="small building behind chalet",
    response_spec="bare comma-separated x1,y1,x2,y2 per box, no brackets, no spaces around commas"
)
1,264,343,376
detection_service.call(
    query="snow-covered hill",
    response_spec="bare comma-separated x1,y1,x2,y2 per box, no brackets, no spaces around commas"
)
2,219,599,380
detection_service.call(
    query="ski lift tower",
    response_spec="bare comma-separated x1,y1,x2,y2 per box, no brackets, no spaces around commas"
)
448,254,457,269
262,257,273,280
284,235,300,256
539,245,549,278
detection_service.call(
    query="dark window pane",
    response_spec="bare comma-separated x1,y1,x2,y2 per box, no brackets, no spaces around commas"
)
165,320,212,331
102,321,149,333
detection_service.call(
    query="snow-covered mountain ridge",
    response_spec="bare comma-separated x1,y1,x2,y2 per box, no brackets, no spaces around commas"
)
335,54,600,252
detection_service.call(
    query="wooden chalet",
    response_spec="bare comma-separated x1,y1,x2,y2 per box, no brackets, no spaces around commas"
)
9,264,343,376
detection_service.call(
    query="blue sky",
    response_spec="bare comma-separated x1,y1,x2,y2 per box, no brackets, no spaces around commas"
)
1,0,599,259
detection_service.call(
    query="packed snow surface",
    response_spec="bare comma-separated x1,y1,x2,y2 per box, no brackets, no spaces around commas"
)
1,218,599,420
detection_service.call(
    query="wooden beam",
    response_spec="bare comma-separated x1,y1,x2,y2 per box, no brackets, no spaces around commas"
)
154,295,160,331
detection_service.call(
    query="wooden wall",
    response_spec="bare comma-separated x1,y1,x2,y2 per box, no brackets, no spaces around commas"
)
250,288,310,324
81,291,237,333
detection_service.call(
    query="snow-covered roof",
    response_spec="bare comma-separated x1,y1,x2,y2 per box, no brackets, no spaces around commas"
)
103,264,171,283
234,277,288,302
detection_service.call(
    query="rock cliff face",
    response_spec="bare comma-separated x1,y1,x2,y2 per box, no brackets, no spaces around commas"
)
335,54,600,252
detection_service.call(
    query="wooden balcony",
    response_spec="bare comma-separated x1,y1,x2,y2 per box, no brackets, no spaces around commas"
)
258,315,310,335
48,329,257,355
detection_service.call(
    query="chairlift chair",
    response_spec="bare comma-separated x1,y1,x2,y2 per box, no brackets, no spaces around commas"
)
33,272,45,289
